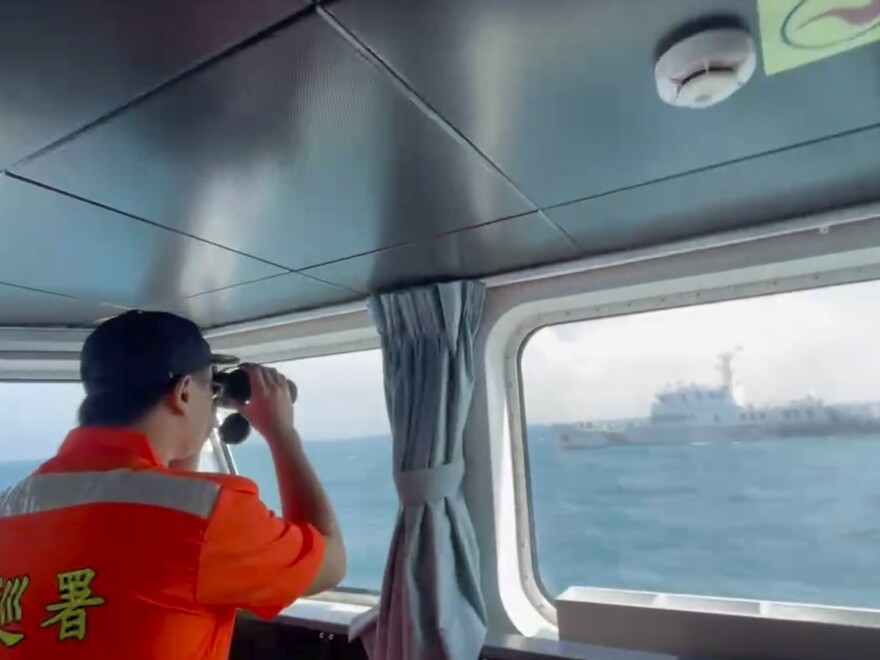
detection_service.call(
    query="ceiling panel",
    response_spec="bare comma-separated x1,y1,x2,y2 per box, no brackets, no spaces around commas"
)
328,0,880,209
304,212,579,293
0,175,284,308
0,0,305,168
547,126,880,255
0,283,121,327
15,14,534,271
155,274,359,329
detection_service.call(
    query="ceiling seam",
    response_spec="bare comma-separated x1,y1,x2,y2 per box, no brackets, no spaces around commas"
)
4,173,299,274
0,280,84,300
6,173,537,280
295,209,542,274
0,280,130,313
0,271,359,317
543,119,880,214
1,263,356,315
175,270,362,303
314,5,583,252
10,4,318,170
296,271,366,295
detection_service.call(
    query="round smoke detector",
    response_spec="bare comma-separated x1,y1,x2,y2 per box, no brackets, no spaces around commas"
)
655,28,756,109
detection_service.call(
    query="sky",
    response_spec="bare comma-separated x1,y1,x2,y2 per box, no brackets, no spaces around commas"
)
4,278,880,461
522,278,880,425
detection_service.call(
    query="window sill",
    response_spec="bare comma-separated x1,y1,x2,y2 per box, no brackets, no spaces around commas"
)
557,586,880,660
254,600,676,659
559,586,880,627
482,634,675,660
271,595,376,636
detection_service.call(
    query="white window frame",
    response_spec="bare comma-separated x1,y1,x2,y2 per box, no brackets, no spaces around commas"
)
208,303,385,600
0,301,383,604
470,200,880,636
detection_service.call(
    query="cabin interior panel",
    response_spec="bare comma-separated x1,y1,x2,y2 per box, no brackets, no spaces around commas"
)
546,123,880,255
0,174,286,311
326,0,880,209
1,1,877,328
0,0,307,170
11,13,535,277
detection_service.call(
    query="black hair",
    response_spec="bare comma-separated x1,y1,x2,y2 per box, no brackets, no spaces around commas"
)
77,370,213,428
77,387,170,427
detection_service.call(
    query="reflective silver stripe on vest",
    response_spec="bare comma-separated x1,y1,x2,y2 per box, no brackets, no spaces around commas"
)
0,469,220,520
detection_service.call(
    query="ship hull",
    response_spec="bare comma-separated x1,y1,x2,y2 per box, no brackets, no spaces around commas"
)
623,423,762,445
556,420,880,449
556,428,627,449
557,423,761,448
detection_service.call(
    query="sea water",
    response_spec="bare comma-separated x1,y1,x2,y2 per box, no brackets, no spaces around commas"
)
4,432,880,609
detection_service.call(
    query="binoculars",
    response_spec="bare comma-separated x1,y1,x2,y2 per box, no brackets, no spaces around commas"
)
213,367,297,445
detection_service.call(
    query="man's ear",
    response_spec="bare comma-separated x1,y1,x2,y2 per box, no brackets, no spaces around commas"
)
166,376,193,414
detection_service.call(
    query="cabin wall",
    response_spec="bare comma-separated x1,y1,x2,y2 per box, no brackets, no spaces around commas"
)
463,211,880,644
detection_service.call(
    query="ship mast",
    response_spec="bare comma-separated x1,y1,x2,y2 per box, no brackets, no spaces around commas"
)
718,346,742,395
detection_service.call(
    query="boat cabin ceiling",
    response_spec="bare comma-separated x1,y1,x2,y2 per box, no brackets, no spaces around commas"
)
3,0,880,329
7,4,880,660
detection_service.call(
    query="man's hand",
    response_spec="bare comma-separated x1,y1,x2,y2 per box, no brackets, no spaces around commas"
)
236,364,295,441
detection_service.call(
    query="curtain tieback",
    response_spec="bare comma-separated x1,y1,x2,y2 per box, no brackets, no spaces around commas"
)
394,461,464,505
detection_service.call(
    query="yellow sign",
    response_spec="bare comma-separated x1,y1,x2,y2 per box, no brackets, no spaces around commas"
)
759,0,880,74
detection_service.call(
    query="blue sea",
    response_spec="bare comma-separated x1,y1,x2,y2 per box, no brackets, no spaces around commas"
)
4,431,880,610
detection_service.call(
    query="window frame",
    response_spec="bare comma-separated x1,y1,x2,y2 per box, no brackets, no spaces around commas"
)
219,344,390,598
0,302,384,604
513,274,880,609
475,204,880,633
0,327,89,382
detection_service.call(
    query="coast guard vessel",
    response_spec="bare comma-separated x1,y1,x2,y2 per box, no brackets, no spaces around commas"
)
557,350,880,449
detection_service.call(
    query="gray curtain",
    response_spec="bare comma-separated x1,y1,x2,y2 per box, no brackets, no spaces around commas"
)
351,280,488,660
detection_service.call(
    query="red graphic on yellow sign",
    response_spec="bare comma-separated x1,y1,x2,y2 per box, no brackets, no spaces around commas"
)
759,0,880,74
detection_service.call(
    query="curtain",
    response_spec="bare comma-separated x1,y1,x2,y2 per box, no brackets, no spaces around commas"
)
351,280,488,659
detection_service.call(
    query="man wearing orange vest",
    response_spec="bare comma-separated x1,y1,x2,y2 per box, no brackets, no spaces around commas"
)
0,310,346,658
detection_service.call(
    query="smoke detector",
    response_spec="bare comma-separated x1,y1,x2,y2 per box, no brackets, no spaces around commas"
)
655,28,756,109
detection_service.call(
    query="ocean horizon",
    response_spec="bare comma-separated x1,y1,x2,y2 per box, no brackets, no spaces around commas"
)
4,430,880,610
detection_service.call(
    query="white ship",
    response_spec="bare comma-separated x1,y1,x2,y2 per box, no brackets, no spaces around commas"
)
556,350,880,449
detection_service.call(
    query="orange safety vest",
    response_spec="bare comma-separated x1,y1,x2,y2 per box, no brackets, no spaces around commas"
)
0,428,324,659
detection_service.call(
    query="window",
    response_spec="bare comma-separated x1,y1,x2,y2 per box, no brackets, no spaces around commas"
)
521,279,880,609
225,350,394,592
0,382,84,491
0,382,219,488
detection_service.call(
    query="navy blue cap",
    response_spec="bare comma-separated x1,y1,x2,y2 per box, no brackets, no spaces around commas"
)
80,311,221,396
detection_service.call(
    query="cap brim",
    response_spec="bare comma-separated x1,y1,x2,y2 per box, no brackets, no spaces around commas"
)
211,353,240,367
